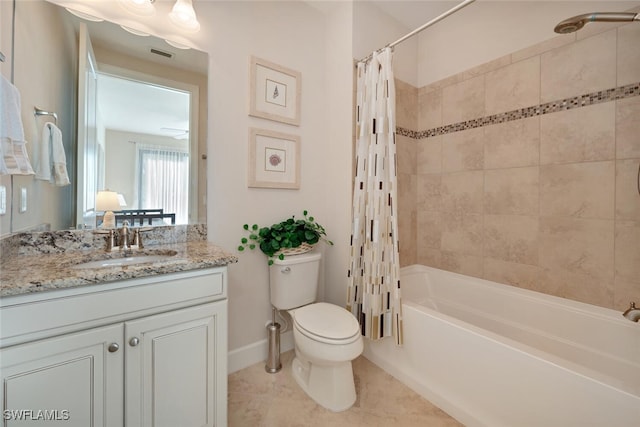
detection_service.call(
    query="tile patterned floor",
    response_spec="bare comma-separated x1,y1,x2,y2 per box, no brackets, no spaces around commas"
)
228,350,463,426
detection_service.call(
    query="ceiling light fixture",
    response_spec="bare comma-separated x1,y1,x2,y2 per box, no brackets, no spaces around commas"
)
120,25,151,37
64,6,104,22
117,0,156,17
165,38,191,50
168,0,201,33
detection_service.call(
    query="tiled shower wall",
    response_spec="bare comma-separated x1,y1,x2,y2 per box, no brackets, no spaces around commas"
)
395,24,640,311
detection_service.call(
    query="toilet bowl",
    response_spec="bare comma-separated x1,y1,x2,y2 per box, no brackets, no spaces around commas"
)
289,303,363,412
269,252,363,412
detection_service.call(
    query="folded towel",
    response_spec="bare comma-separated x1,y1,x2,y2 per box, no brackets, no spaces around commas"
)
36,122,70,186
0,137,35,175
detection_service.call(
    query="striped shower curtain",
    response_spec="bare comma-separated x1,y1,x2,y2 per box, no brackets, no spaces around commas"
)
347,48,403,346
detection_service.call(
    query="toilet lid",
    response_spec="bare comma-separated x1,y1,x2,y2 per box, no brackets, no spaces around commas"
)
293,302,360,341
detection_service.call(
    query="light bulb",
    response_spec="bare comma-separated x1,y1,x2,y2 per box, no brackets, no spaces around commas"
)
169,0,201,33
117,0,155,17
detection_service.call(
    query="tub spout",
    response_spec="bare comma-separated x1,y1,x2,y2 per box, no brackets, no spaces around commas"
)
622,302,640,322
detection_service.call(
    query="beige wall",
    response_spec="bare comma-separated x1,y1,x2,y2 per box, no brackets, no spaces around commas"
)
397,24,640,311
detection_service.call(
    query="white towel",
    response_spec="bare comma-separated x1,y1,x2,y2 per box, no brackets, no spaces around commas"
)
36,122,70,186
0,75,25,142
0,75,34,175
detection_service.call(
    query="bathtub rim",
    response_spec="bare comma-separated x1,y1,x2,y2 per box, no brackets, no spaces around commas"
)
396,264,640,398
400,264,634,326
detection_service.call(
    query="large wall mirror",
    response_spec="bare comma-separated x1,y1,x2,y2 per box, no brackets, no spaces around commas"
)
4,0,208,234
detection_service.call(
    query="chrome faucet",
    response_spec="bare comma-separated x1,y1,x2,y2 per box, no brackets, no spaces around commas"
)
94,220,152,253
118,221,132,252
622,302,640,323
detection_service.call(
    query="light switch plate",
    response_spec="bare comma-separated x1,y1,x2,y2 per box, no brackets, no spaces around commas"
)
20,187,27,213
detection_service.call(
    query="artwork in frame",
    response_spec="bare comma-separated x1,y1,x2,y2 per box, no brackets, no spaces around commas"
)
248,128,300,189
249,56,301,126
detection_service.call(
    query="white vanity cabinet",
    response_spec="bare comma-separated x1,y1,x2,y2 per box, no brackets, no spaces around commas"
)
0,267,228,427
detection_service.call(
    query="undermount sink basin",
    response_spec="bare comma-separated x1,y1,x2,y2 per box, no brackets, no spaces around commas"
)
72,251,178,269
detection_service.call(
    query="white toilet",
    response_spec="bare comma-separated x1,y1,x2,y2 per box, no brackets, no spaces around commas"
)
269,251,363,412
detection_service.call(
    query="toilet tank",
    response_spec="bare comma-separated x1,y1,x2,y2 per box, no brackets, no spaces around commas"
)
269,251,321,310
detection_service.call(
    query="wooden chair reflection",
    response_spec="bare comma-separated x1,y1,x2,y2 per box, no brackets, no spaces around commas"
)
113,209,176,226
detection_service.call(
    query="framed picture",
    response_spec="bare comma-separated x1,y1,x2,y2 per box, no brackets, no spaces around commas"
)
248,128,300,189
249,56,301,126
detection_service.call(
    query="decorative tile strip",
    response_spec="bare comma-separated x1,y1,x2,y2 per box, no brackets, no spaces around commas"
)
398,81,640,139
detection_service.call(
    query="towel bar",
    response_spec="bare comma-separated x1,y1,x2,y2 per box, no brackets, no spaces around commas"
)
34,107,58,125
0,51,5,62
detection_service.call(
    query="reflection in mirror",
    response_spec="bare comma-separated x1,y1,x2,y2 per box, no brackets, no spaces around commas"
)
5,0,208,234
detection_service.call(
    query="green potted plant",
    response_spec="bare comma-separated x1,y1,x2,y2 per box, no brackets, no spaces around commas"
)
238,210,333,265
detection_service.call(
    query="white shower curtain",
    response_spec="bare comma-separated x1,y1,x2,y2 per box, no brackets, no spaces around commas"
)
347,48,403,345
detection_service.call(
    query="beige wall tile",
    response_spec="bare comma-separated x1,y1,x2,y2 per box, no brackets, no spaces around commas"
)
540,30,616,102
416,174,441,212
417,137,442,174
616,96,640,159
613,276,640,312
441,213,483,256
397,172,417,215
484,117,540,169
442,75,484,126
483,258,541,292
540,102,615,165
615,220,640,283
484,167,539,215
442,128,484,172
399,210,417,267
441,251,484,279
402,26,633,311
540,161,615,220
417,211,442,250
440,171,483,214
417,247,441,269
617,23,640,86
396,135,417,175
485,56,540,116
539,268,614,308
539,217,614,281
484,214,538,265
418,87,442,131
395,79,418,130
615,159,640,221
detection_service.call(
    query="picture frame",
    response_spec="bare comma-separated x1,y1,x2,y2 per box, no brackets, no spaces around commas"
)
248,128,300,189
249,56,301,126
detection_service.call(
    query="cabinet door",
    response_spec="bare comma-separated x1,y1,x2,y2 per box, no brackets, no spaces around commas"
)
125,301,226,427
0,324,124,427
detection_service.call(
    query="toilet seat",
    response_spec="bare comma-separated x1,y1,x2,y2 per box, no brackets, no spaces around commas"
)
292,302,361,345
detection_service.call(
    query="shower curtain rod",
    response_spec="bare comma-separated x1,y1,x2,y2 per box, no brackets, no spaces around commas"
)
358,0,476,64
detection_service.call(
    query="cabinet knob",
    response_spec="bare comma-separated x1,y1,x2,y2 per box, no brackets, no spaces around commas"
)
129,337,140,347
108,343,120,353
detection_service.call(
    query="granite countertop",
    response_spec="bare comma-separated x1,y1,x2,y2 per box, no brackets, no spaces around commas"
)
0,241,238,298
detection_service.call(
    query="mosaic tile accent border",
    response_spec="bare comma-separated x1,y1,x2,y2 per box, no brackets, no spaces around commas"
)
398,81,640,139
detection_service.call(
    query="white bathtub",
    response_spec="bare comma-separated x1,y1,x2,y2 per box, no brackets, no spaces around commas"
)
364,264,640,427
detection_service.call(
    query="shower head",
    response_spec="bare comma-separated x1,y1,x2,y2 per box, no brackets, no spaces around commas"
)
554,12,640,34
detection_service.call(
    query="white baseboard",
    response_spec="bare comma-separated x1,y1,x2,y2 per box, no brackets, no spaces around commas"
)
228,330,294,374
